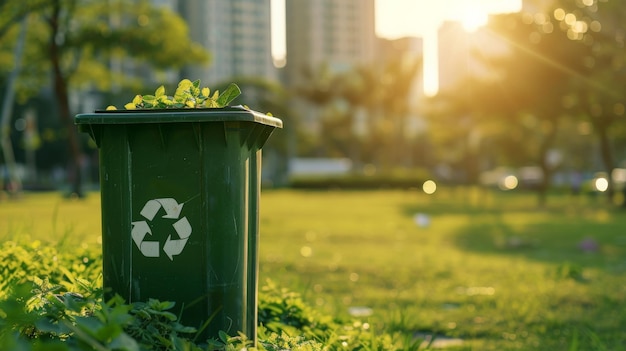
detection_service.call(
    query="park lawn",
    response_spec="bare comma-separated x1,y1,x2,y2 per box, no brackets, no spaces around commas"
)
259,189,626,350
0,192,102,247
2,188,626,350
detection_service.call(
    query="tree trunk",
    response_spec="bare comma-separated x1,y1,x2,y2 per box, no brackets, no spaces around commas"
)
536,118,559,207
49,0,84,197
0,18,27,197
595,119,615,203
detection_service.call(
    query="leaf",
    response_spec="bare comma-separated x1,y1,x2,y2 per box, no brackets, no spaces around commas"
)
173,324,197,334
74,316,105,335
204,99,220,108
108,333,140,351
158,311,177,321
156,300,176,310
218,330,229,343
157,95,172,105
136,309,151,320
132,95,143,105
174,89,186,100
155,85,165,97
174,91,190,103
110,79,243,110
177,79,192,90
35,318,72,335
206,339,224,348
187,79,201,97
216,83,241,106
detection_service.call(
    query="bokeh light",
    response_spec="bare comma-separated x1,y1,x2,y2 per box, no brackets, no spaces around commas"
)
300,246,312,257
499,175,519,190
349,272,359,282
594,178,609,192
423,180,437,194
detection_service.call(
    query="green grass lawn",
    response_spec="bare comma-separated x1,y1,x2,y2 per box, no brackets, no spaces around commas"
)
2,188,625,350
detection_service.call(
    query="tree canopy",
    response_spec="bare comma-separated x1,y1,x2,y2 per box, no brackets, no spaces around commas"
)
426,0,626,204
0,0,210,196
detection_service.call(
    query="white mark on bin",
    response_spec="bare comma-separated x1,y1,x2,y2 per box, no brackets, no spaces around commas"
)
132,198,192,261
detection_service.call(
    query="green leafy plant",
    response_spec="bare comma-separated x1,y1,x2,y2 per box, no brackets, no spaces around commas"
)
107,79,241,110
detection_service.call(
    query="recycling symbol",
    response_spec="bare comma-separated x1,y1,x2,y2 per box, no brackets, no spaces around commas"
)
131,198,192,261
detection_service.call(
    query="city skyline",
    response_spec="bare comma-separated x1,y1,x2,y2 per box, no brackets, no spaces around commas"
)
271,0,522,95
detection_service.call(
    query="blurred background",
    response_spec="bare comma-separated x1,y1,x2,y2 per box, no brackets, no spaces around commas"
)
1,0,625,206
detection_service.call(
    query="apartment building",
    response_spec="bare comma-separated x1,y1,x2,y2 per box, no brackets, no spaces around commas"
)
284,0,376,88
176,0,277,84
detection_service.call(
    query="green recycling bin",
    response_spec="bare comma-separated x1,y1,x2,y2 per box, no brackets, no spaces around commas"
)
75,107,282,343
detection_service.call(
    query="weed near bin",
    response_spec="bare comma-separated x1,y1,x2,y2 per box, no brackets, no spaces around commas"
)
0,239,420,350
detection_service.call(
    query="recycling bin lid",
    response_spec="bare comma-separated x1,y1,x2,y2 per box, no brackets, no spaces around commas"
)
75,105,282,128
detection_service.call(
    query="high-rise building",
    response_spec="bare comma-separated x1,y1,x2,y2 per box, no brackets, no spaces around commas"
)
177,0,277,84
284,0,376,87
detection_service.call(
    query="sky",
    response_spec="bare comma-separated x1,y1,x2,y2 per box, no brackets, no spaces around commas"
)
270,0,522,95
375,0,522,39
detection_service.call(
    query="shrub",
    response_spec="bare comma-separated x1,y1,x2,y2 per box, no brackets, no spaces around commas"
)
289,168,432,190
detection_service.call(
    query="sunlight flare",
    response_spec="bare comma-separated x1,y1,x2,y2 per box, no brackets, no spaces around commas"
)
460,8,489,32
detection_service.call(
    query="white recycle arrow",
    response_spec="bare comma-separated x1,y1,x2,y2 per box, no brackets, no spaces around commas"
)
131,221,159,257
140,198,184,221
132,198,191,260
163,217,192,261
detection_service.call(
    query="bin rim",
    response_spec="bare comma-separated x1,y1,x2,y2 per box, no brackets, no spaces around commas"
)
74,105,282,128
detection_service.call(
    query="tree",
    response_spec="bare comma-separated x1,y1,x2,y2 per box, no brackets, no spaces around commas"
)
371,56,422,168
0,0,210,197
292,63,345,157
428,11,593,204
0,0,49,40
426,79,490,184
546,0,626,203
293,57,422,171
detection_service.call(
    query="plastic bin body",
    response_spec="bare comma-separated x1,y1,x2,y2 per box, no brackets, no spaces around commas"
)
75,107,282,342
